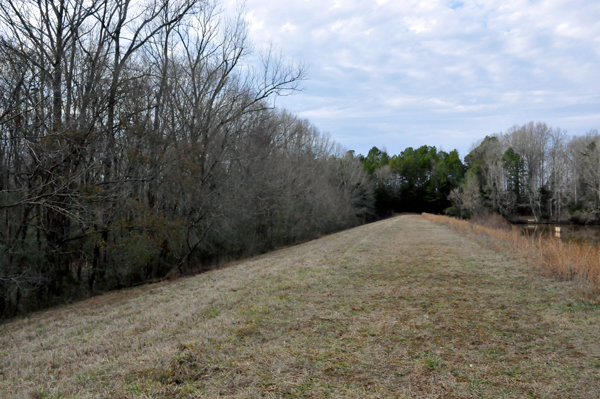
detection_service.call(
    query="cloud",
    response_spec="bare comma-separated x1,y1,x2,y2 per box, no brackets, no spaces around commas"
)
224,0,600,156
280,23,296,33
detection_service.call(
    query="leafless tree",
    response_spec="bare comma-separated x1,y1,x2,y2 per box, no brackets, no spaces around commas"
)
0,0,362,319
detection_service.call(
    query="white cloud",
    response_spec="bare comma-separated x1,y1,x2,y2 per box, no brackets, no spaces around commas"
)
280,23,296,33
225,0,600,156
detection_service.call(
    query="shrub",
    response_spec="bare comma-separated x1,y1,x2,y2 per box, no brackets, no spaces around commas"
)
471,211,512,231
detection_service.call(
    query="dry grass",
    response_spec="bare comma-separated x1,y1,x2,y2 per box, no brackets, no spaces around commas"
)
423,213,600,297
470,212,513,231
1,215,600,398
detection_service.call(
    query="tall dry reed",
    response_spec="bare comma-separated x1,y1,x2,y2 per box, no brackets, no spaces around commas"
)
422,213,600,297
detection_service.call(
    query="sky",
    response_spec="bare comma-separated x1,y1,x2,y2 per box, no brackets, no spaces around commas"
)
224,0,600,158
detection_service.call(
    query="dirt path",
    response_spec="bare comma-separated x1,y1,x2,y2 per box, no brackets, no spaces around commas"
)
1,215,599,398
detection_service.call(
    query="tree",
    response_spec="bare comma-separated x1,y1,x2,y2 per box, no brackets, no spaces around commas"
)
0,0,328,318
460,122,600,222
502,122,550,219
502,147,522,204
362,146,390,175
449,172,483,218
581,135,600,215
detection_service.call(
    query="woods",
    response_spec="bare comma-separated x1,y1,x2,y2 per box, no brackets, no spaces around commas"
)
359,145,466,217
0,0,372,318
357,121,600,227
450,122,600,222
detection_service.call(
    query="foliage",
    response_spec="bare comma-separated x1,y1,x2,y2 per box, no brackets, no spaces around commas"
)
359,145,466,216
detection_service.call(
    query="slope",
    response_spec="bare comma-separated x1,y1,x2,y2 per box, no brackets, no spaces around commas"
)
1,215,599,398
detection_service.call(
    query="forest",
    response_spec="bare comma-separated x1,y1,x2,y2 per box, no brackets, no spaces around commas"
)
1,0,600,319
361,122,600,223
358,145,466,217
361,122,600,224
0,0,373,318
453,123,600,223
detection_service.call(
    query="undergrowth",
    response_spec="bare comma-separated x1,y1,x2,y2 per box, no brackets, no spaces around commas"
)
423,212,600,299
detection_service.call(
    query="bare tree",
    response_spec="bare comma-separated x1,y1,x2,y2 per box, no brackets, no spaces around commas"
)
0,0,324,318
580,131,600,215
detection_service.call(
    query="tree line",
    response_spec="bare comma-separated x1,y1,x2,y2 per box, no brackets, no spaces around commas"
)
358,122,600,223
357,121,600,225
450,122,600,222
0,0,373,318
357,145,466,217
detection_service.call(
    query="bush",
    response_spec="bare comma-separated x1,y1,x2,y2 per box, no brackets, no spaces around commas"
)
471,211,511,231
443,206,460,217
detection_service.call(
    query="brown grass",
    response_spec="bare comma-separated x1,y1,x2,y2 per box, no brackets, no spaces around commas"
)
1,215,600,398
423,212,600,297
470,211,512,231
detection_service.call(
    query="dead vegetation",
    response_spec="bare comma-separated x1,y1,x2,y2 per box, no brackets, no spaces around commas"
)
423,213,600,297
1,215,600,398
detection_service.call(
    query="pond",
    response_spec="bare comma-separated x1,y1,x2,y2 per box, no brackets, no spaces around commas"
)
518,224,600,246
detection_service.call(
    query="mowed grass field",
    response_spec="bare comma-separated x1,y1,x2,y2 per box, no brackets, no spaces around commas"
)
1,215,600,398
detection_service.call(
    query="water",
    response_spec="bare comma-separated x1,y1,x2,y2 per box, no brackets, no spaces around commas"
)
518,224,600,246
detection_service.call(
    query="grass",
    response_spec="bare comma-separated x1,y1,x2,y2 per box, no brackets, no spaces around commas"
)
1,215,600,397
422,212,600,298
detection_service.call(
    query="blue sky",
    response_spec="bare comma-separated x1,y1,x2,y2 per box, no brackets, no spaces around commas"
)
226,0,600,158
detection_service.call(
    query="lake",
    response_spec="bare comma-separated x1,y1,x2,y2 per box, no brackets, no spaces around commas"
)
518,224,600,246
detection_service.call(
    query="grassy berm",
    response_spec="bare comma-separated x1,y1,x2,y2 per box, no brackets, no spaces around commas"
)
2,215,600,398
